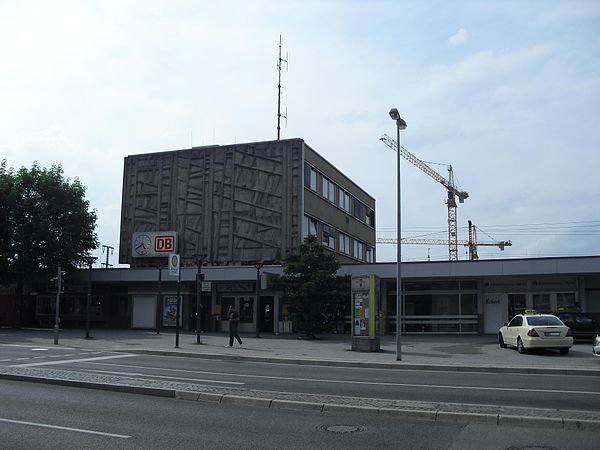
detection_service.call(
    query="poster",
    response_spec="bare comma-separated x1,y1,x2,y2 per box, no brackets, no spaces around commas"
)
163,296,179,327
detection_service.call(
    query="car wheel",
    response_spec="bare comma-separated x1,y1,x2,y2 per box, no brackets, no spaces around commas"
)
499,332,507,348
559,348,570,354
517,337,526,354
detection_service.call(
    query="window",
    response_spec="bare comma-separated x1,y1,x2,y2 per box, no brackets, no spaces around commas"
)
354,201,364,221
323,225,336,249
533,294,551,313
239,297,254,322
302,215,317,237
339,233,350,254
557,293,576,309
366,246,374,263
304,163,317,192
322,177,335,203
366,208,375,227
338,189,350,212
354,240,363,260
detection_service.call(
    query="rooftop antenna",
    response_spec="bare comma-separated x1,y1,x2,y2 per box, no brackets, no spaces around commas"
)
277,34,288,140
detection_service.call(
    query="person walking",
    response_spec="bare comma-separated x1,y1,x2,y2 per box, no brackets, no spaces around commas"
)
226,305,243,348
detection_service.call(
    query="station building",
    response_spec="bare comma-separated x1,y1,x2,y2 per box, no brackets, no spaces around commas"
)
9,138,600,335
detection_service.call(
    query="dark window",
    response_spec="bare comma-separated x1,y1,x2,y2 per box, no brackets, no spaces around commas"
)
354,201,364,221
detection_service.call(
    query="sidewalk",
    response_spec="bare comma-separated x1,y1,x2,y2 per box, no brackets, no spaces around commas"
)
1,328,599,374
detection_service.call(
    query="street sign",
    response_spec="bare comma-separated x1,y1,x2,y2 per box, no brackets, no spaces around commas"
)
201,281,212,292
169,253,180,276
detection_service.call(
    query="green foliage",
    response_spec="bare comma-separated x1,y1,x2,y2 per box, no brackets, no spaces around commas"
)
279,235,350,338
0,159,98,283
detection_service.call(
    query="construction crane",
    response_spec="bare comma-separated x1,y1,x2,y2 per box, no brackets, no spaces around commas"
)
380,134,469,261
376,221,512,260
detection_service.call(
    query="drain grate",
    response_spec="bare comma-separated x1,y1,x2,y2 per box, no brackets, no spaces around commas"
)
318,425,365,434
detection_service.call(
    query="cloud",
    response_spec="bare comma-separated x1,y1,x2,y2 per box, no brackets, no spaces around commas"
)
448,28,468,46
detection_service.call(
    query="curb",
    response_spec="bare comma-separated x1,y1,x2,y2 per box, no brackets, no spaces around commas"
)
2,370,599,431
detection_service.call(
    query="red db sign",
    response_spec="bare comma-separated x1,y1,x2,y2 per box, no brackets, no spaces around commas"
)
155,235,175,253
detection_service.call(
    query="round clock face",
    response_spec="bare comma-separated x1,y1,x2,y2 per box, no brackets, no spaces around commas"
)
133,234,152,255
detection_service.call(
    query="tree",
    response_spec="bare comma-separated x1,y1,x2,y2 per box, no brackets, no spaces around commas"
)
279,235,350,338
0,160,98,326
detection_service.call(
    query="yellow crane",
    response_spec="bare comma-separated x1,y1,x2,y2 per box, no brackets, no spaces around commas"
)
380,134,469,261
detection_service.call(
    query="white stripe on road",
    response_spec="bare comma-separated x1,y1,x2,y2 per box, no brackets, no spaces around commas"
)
84,361,600,396
0,418,131,439
12,354,137,368
81,369,245,385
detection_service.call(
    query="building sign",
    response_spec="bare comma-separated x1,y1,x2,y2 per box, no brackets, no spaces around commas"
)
132,232,177,258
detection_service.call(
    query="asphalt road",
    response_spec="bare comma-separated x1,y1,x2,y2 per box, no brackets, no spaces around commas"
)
3,344,600,412
2,380,599,450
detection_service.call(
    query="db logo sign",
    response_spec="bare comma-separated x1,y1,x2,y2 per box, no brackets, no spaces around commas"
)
155,235,175,253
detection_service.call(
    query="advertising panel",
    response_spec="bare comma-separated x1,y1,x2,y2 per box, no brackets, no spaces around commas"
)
163,296,180,327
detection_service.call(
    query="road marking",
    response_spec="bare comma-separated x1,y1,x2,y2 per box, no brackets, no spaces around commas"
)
31,348,49,351
0,417,131,439
81,369,245,385
12,354,137,368
84,361,600,396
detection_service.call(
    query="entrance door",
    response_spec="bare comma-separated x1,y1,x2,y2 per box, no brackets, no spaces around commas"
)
259,296,274,333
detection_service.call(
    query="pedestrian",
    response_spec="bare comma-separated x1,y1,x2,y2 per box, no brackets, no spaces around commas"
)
226,305,243,348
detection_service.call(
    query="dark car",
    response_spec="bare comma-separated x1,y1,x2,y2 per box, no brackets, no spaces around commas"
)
554,312,600,340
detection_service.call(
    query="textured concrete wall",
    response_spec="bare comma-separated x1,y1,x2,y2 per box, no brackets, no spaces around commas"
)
120,139,302,267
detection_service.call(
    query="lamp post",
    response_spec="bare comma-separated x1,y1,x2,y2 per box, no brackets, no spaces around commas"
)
84,256,98,339
254,262,264,338
195,256,205,345
156,263,163,335
389,108,407,361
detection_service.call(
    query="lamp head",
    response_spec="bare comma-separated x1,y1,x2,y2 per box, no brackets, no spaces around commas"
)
389,108,407,130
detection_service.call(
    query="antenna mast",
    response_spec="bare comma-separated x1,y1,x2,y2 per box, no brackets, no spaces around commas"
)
277,35,288,140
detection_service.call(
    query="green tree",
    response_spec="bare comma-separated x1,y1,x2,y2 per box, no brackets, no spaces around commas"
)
0,160,98,326
280,235,350,338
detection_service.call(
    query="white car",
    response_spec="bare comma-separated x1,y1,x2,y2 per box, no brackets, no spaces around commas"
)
499,313,573,354
593,336,600,357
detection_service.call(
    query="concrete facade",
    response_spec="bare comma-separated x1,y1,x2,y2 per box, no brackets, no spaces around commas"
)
119,138,376,268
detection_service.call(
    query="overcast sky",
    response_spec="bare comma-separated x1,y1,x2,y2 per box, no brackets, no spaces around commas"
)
1,0,599,266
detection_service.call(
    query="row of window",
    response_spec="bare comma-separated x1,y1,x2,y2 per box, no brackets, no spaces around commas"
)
304,163,375,227
303,215,374,262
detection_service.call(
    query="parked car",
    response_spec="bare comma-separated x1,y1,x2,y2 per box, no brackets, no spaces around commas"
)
593,336,600,357
499,313,573,354
554,312,600,341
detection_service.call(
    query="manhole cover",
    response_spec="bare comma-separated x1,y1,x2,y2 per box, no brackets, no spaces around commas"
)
507,446,557,450
318,425,365,434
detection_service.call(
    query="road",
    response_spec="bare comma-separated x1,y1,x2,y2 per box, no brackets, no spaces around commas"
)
1,379,599,450
2,344,600,412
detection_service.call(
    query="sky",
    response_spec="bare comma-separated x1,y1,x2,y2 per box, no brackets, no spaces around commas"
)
1,0,599,266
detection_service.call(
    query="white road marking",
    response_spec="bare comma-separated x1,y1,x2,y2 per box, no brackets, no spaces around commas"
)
81,368,245,385
13,354,137,368
84,361,600,396
0,344,77,350
31,348,49,351
0,417,131,439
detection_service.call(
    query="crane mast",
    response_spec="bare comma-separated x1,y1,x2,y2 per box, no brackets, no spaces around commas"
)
380,134,469,260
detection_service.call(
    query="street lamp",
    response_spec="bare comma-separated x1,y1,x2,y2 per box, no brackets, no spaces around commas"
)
254,262,264,338
195,256,205,345
84,255,98,339
389,108,406,361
